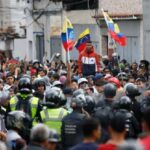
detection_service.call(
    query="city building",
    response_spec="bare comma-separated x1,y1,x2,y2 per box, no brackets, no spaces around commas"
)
0,0,150,63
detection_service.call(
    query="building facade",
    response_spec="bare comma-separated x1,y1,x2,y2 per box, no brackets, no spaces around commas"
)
1,0,150,64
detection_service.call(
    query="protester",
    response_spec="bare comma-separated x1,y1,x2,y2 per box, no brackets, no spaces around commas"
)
48,129,60,150
78,41,101,77
98,110,126,150
6,111,32,150
139,107,150,150
70,118,101,150
25,124,50,150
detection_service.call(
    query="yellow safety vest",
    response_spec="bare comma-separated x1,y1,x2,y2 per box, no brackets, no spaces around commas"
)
9,95,39,119
40,108,68,135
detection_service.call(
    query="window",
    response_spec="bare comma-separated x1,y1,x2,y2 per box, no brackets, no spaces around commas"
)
63,0,98,10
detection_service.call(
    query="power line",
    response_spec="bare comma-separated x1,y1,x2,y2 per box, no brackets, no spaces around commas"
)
26,1,51,28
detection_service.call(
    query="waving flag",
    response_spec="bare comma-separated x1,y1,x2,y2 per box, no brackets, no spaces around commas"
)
75,28,90,52
102,10,127,46
61,17,75,51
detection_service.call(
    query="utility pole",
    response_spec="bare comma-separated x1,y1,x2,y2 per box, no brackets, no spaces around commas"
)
31,0,63,61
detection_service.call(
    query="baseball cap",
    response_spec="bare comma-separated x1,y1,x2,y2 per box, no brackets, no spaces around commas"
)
53,81,62,87
78,78,88,85
94,73,103,80
48,129,60,143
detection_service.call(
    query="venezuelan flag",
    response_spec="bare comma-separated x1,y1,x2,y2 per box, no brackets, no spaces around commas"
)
75,28,90,52
102,10,126,46
61,17,75,51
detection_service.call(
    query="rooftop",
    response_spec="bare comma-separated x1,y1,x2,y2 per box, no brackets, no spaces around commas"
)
99,0,142,15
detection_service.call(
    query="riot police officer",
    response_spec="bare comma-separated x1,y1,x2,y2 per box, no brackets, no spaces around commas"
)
93,83,117,143
40,87,68,137
125,83,142,123
84,95,95,115
7,77,42,124
118,96,140,138
97,83,117,108
61,93,88,149
6,111,32,149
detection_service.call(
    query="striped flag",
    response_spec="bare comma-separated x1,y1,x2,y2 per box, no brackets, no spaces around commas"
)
61,17,75,51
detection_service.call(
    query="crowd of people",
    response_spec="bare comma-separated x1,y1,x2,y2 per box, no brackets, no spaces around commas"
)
0,41,150,150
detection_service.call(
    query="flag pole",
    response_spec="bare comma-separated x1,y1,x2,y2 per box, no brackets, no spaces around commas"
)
113,39,125,86
65,17,70,64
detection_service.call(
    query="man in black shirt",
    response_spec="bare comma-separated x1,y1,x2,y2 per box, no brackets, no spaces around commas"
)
70,118,100,150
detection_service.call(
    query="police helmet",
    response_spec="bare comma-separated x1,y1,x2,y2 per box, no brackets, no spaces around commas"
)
125,83,141,97
119,96,132,111
84,95,95,114
71,94,86,108
109,110,127,133
33,78,46,91
104,83,117,98
73,89,85,97
140,97,150,113
94,107,111,129
6,111,32,131
22,74,31,80
18,77,32,94
48,70,56,78
45,87,66,107
117,72,128,81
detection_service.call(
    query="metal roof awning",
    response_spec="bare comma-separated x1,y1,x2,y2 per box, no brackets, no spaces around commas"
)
93,13,143,20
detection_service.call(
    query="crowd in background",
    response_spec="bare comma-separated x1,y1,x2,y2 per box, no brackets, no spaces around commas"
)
0,42,150,150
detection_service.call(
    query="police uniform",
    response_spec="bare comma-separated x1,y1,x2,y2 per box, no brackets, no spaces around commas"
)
40,107,68,135
7,93,41,124
61,111,87,149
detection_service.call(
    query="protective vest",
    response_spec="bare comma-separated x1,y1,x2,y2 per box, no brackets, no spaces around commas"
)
9,95,39,119
40,108,68,135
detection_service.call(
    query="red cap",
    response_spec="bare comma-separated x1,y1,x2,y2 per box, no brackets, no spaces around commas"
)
108,77,121,88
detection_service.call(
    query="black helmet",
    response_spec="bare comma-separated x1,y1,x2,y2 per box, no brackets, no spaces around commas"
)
94,106,111,129
84,95,95,114
6,111,32,131
118,96,132,111
140,97,150,113
104,83,117,98
73,89,85,97
18,77,32,94
109,110,126,133
71,94,86,108
45,87,66,107
117,72,128,81
125,83,141,97
22,74,31,80
33,78,46,91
